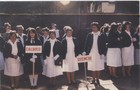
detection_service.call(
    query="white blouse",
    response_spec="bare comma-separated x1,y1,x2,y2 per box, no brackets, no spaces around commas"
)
50,39,56,57
8,39,18,56
92,31,100,51
66,36,74,54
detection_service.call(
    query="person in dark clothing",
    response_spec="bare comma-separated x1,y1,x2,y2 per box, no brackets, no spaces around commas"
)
36,26,42,38
16,25,27,48
101,24,110,63
106,22,122,78
0,34,5,71
133,25,140,65
2,22,12,41
39,27,50,66
39,27,50,46
24,28,42,89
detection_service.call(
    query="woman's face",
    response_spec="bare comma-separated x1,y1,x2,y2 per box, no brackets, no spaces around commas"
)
91,25,98,32
10,33,17,41
17,27,23,35
52,25,56,29
126,24,131,30
44,31,49,36
5,25,11,30
50,33,56,39
66,31,72,37
118,25,122,31
30,31,36,39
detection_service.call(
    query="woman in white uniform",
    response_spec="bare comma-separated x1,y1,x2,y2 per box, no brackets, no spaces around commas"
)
107,23,122,78
4,31,24,89
133,25,140,65
62,27,80,85
83,22,106,86
43,30,63,87
121,21,134,77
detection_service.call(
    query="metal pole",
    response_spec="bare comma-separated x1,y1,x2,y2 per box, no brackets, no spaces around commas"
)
84,62,89,90
32,53,35,83
84,62,87,82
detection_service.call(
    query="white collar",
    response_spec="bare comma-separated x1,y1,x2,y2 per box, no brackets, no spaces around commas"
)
66,36,72,40
8,39,18,45
43,35,49,38
92,31,100,35
17,33,25,37
49,38,57,42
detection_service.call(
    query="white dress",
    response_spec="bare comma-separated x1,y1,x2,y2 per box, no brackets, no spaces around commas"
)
62,37,79,72
107,48,122,67
88,32,104,71
42,39,63,78
0,51,4,70
122,31,134,66
4,40,23,76
107,32,122,67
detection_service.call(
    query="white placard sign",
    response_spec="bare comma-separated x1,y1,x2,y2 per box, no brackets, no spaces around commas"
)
77,55,92,63
25,45,42,53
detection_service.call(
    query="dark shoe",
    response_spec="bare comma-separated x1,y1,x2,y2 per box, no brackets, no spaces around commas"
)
91,80,98,86
31,86,37,89
71,80,76,84
67,82,72,85
30,86,34,89
113,74,119,78
33,86,38,89
91,80,95,84
96,79,100,86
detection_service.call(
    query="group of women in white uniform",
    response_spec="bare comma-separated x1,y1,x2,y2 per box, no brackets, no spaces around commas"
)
106,21,139,78
0,21,139,89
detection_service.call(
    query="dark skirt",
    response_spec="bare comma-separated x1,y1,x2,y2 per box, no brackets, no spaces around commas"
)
24,58,43,75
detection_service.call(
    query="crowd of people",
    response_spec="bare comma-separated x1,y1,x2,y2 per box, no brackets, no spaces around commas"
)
0,21,139,89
